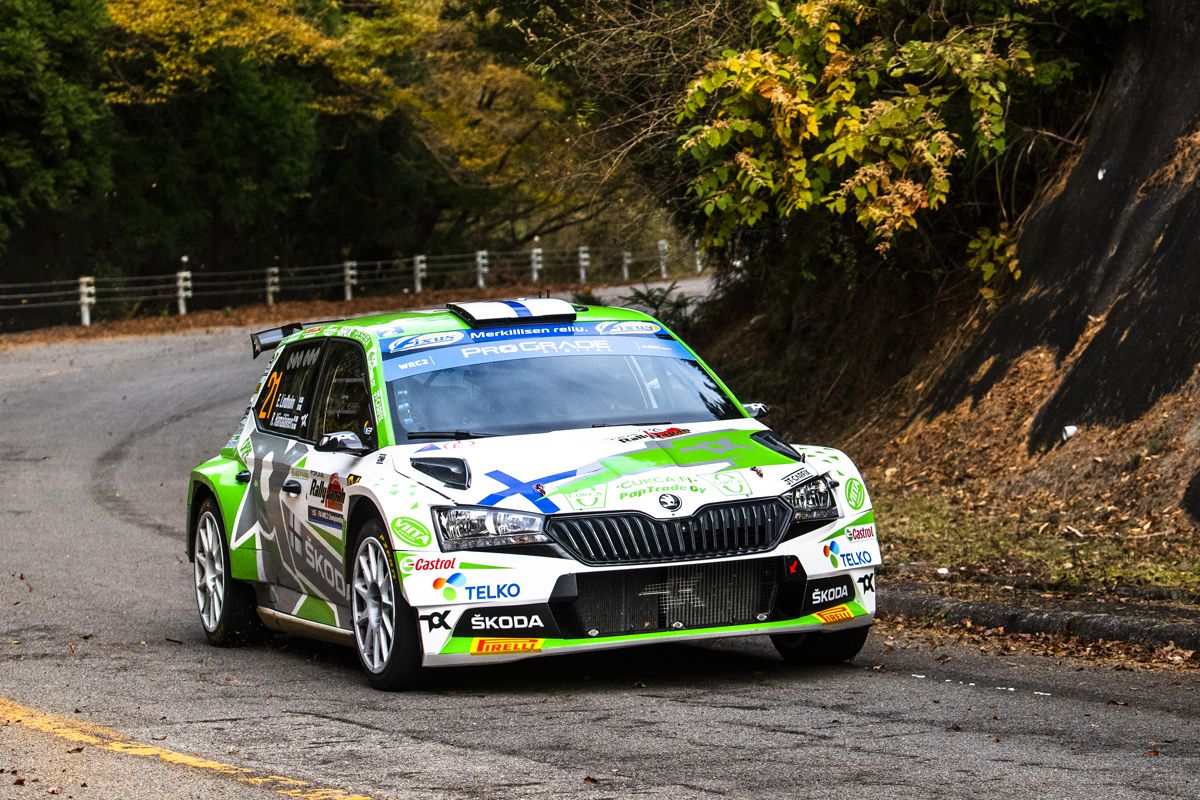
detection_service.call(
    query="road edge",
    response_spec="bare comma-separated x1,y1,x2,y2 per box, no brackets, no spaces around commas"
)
879,589,1200,652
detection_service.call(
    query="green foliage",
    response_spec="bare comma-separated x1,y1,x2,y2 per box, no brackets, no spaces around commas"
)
0,0,110,249
967,222,1020,303
619,281,695,333
677,1,1078,251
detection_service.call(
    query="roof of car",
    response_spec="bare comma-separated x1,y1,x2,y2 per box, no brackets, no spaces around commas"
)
275,300,662,350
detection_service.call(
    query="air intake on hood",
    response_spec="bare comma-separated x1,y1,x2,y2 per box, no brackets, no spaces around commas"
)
409,457,471,490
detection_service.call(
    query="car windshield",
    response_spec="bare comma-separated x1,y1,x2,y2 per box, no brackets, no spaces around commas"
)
384,331,740,439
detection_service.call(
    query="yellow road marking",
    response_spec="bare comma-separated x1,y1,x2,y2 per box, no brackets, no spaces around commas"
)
0,696,372,800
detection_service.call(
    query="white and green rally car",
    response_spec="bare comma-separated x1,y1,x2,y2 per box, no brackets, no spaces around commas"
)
187,298,879,689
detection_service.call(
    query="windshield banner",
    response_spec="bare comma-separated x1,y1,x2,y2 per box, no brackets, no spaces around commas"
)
383,333,694,381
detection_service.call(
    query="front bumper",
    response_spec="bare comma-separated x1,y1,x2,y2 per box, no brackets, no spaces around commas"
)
400,517,878,667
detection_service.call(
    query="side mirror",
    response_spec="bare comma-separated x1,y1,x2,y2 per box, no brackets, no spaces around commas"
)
315,431,372,455
743,402,769,419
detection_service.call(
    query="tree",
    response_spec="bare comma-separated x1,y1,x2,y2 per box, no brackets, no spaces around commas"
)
0,0,110,254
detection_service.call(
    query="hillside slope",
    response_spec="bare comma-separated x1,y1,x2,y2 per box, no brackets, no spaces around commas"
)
848,0,1200,592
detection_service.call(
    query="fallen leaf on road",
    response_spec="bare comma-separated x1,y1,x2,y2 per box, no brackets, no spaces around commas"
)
583,775,599,784
67,747,82,754
1145,750,1161,756
947,724,962,732
1107,699,1128,706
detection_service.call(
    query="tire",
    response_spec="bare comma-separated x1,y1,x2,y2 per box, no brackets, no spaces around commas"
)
192,498,264,646
350,518,423,690
772,624,871,665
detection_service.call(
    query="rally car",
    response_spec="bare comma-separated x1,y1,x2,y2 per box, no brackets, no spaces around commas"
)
187,298,879,689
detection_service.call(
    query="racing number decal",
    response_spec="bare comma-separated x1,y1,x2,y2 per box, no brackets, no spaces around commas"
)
258,371,282,419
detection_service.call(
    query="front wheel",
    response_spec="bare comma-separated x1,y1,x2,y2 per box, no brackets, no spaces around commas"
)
350,520,423,690
192,499,263,645
772,625,871,665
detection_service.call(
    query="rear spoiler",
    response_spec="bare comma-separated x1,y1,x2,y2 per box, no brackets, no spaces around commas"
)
250,320,343,358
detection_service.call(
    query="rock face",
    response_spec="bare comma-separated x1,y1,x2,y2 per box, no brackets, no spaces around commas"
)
925,1,1200,517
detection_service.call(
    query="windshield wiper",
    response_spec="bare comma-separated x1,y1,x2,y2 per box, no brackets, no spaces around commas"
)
407,430,498,440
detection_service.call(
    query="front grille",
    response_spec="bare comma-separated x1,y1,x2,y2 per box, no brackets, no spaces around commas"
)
546,498,791,565
567,559,779,637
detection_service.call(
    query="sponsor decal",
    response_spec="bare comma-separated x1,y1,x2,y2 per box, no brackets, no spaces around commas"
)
750,466,764,478
453,604,560,637
614,426,692,444
346,474,362,485
658,493,682,511
433,572,467,600
615,474,706,501
324,473,346,513
822,540,873,568
845,525,875,541
469,638,544,656
595,320,663,335
307,506,341,528
391,516,433,548
704,471,751,497
465,582,521,601
283,509,347,601
472,613,544,630
419,610,452,631
386,331,465,354
815,604,855,624
811,584,850,606
461,340,613,359
392,356,433,373
857,573,875,593
563,485,606,510
844,478,866,510
783,467,812,487
375,452,387,464
803,574,856,615
432,572,521,602
399,555,457,573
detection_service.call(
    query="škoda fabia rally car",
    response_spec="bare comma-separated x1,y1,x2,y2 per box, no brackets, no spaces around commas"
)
187,299,879,689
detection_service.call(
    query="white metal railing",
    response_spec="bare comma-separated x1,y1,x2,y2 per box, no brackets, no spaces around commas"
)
0,239,702,327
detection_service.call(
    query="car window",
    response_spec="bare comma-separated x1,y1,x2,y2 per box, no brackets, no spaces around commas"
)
312,340,376,447
256,341,323,438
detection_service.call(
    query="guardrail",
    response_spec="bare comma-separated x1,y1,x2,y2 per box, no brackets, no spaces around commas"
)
0,240,704,327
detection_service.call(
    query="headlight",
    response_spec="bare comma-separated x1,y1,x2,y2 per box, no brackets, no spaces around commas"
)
784,474,841,522
433,506,548,551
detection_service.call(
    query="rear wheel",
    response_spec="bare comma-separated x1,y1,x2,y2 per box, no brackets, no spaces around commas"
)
772,625,870,665
350,519,423,690
192,499,263,645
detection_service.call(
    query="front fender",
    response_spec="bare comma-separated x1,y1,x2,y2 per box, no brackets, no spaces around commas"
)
187,455,250,569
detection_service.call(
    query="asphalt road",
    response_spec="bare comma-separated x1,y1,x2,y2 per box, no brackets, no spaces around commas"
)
1,315,1198,800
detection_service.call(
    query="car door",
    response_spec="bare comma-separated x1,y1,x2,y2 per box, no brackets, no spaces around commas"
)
291,338,379,618
246,339,324,608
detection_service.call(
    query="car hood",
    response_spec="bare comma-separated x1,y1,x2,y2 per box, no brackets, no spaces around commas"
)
389,418,817,518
